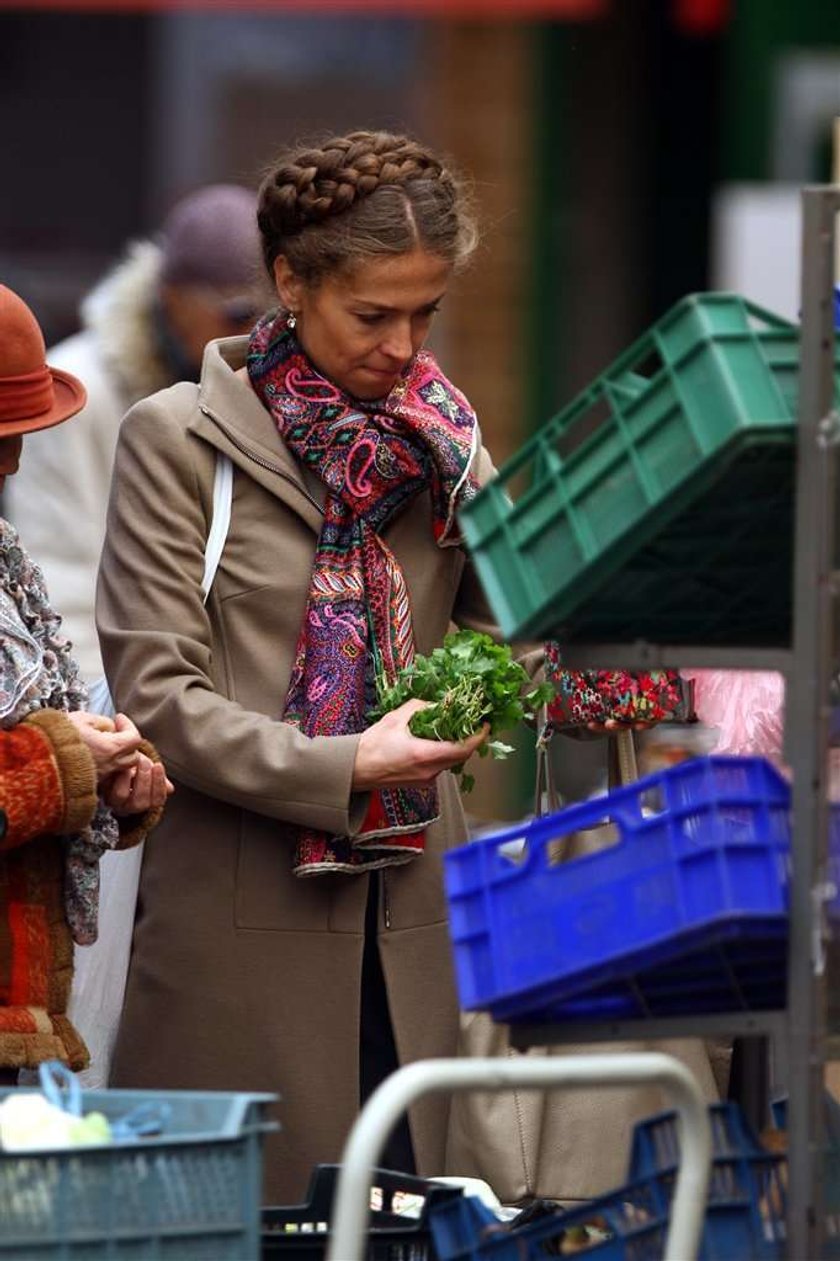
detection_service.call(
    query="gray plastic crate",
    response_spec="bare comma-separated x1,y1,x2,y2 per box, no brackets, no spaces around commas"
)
0,1087,276,1259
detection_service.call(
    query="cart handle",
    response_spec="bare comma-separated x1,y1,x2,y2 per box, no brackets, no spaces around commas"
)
327,1052,712,1261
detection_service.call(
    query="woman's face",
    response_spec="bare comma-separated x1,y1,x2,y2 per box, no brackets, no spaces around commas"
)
274,248,451,401
0,435,22,493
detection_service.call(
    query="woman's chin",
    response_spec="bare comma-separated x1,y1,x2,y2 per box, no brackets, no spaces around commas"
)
353,368,401,399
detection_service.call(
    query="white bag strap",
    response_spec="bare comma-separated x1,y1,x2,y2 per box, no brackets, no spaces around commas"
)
201,452,233,604
89,451,233,716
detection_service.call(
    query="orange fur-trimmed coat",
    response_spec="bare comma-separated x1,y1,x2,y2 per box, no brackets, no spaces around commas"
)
1,710,103,1069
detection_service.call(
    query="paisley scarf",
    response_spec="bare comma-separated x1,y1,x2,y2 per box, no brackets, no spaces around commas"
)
248,313,478,875
0,519,118,943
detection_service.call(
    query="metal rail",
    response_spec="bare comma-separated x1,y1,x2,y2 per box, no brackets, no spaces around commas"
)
508,1009,787,1050
559,644,793,672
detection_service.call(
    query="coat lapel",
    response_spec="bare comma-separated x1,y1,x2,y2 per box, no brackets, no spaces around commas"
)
190,335,325,535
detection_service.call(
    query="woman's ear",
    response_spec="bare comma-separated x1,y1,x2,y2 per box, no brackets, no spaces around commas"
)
272,256,304,313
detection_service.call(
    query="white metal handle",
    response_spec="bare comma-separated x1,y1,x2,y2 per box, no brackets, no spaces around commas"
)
326,1052,712,1261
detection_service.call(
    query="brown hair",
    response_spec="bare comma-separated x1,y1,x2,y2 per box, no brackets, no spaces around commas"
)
257,130,477,285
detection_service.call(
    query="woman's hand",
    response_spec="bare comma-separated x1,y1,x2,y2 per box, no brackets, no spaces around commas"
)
66,711,144,782
100,751,174,816
352,699,489,792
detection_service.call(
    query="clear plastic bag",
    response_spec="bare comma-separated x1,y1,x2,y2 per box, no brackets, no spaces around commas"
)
684,669,785,765
68,845,143,1087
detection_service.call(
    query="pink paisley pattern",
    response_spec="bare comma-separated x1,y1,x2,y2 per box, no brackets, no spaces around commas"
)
248,313,478,875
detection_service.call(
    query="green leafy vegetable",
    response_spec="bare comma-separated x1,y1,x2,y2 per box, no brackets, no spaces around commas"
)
372,629,555,792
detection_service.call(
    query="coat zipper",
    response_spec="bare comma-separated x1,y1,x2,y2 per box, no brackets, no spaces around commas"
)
381,871,392,930
199,405,323,514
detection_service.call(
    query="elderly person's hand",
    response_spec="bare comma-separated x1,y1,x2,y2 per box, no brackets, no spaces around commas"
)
353,699,489,792
100,751,174,817
66,710,144,781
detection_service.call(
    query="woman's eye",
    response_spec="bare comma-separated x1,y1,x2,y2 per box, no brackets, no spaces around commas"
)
356,312,383,326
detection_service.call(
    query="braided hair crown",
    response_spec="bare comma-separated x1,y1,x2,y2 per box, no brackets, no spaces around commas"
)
257,130,476,280
263,132,444,236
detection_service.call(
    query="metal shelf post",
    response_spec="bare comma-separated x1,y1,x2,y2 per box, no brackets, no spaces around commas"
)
784,183,840,1260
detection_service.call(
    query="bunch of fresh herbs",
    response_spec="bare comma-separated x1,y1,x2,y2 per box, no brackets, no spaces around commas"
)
372,629,555,792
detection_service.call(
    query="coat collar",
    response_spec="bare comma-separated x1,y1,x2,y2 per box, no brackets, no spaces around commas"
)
191,335,324,531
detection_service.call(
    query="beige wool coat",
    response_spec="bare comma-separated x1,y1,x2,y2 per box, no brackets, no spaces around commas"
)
96,335,500,1203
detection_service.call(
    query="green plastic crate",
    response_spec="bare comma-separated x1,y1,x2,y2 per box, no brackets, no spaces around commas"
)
0,1088,276,1259
459,292,838,645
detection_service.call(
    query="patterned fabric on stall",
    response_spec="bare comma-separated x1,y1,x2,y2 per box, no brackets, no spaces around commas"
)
544,641,688,729
248,314,478,876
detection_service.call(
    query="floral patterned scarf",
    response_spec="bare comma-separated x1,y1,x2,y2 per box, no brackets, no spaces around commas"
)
0,519,118,943
248,314,478,875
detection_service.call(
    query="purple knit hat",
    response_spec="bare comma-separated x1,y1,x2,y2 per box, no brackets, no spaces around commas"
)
159,184,262,290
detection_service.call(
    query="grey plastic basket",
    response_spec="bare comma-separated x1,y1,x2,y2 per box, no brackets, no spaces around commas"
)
0,1087,276,1259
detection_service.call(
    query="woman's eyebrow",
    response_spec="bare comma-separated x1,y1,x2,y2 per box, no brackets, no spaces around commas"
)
350,292,447,313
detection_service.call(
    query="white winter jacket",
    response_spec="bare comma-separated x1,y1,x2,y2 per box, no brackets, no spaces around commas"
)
6,244,172,679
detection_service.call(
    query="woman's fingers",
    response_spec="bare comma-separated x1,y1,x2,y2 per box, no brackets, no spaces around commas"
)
145,762,174,808
113,712,142,739
67,710,172,802
67,710,115,734
101,766,135,813
400,698,432,717
434,722,490,761
73,725,141,782
101,755,173,814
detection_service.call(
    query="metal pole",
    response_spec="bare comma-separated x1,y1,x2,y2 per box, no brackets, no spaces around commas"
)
327,1053,712,1261
785,184,840,1259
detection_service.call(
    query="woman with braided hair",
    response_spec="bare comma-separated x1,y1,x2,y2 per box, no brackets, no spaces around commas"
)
98,129,513,1199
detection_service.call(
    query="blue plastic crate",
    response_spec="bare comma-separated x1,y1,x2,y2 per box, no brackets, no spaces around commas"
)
430,1103,785,1261
490,930,789,1024
0,1088,276,1259
628,1103,785,1260
430,1181,670,1261
444,756,791,1023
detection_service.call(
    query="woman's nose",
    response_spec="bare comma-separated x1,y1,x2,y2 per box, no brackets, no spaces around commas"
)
382,322,414,364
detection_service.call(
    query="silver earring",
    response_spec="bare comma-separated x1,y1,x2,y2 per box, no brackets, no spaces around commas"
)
286,311,297,331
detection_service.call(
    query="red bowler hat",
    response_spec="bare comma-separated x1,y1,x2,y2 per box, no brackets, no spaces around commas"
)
0,285,87,437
